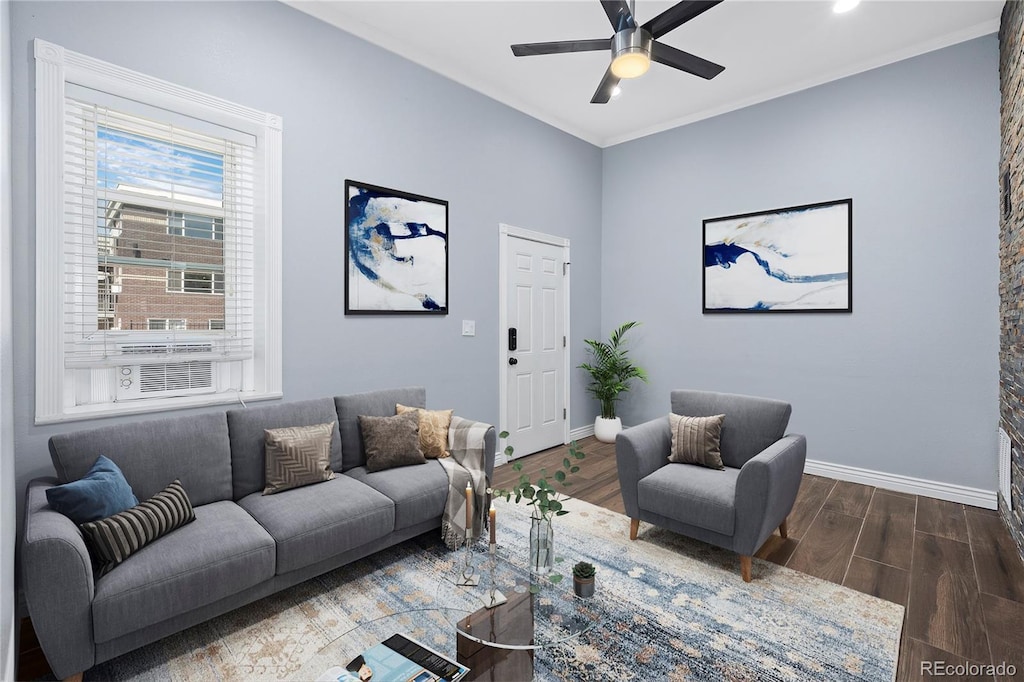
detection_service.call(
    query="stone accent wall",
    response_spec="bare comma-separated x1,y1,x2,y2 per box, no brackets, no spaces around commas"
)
999,0,1024,562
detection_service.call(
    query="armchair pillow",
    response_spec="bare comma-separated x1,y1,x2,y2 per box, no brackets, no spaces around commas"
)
358,412,426,472
668,413,726,470
80,479,196,577
396,404,453,459
263,422,336,495
45,455,138,524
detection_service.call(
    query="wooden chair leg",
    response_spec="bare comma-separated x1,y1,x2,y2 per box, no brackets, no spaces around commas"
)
63,674,84,682
779,518,789,539
629,518,639,541
740,555,752,582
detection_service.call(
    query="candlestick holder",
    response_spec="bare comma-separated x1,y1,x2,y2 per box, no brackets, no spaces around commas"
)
484,542,507,609
456,527,479,587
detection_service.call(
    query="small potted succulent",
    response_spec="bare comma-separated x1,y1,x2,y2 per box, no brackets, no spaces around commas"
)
572,561,596,598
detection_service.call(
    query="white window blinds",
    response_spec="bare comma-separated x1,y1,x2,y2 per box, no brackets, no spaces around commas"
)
63,98,255,367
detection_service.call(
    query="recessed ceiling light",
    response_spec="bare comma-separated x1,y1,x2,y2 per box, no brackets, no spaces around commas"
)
833,0,860,13
611,85,622,99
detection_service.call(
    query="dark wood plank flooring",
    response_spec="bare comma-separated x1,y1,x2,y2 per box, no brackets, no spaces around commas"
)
492,436,1024,682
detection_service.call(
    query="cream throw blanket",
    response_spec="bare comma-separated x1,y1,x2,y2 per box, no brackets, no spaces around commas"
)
439,417,490,550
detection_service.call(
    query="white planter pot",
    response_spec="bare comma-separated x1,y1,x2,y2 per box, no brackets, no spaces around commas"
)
594,416,622,443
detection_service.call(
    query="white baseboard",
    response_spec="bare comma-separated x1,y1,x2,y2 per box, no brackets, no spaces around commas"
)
494,450,508,468
804,458,998,510
569,424,594,440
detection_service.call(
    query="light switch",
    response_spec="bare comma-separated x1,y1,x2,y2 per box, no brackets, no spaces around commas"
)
462,320,475,337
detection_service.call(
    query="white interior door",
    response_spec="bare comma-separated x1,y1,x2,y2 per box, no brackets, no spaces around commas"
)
501,228,568,459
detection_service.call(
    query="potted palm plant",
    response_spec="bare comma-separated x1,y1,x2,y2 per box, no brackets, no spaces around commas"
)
578,321,649,443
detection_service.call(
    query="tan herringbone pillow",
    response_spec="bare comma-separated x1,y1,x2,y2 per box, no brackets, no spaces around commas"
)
396,404,453,458
668,413,726,470
263,422,336,495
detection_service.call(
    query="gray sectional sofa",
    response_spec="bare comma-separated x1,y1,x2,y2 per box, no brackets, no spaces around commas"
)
21,387,495,680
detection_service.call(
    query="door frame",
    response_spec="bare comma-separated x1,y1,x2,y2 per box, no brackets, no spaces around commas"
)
498,223,571,464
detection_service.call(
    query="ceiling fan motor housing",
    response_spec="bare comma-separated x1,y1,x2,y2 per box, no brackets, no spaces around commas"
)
611,28,654,79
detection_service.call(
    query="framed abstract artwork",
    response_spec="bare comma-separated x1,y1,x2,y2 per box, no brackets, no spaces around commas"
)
344,180,449,315
703,198,852,313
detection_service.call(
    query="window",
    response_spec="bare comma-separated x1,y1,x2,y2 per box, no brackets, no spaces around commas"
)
167,270,225,295
168,212,224,240
34,39,282,423
147,319,186,331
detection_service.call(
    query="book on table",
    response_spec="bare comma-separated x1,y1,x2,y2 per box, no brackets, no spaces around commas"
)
317,633,470,682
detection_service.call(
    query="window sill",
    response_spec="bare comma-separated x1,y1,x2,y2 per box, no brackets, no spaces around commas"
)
34,391,283,425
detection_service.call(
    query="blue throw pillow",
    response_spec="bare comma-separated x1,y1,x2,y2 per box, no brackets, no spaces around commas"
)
45,455,139,524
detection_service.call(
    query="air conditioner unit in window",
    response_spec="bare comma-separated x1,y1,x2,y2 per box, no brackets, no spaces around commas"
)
115,343,216,400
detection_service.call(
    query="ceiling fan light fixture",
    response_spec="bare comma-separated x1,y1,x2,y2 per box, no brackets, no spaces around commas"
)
610,28,653,79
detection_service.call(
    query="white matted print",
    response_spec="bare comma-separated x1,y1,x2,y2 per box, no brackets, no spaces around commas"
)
703,199,852,313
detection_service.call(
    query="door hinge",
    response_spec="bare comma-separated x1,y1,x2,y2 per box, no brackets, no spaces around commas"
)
563,408,567,419
563,336,566,348
563,262,570,276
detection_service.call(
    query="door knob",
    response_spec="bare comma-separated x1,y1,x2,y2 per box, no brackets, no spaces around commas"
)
508,357,518,366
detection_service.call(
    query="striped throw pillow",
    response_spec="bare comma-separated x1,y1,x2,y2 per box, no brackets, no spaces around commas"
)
80,480,196,577
668,413,726,470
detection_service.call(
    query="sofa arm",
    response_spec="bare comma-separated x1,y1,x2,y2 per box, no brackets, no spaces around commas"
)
482,424,496,483
615,417,671,519
21,478,96,679
733,434,807,556
451,418,496,483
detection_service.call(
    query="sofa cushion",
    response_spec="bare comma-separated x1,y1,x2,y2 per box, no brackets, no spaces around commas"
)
45,455,138,524
335,387,426,471
670,390,792,469
638,463,739,536
237,475,394,575
263,423,336,495
346,460,449,531
668,413,726,470
396,404,453,459
48,413,233,506
358,413,426,472
227,399,343,499
91,500,275,644
82,479,196,577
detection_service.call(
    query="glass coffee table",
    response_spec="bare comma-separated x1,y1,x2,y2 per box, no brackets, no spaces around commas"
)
435,545,603,680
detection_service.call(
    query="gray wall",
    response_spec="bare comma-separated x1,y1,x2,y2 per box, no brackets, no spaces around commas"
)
9,2,603,499
2,0,17,675
601,36,1000,490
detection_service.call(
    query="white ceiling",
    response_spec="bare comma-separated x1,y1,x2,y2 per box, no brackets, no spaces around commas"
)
287,0,1002,148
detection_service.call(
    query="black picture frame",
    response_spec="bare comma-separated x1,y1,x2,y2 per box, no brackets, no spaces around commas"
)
344,180,449,315
703,198,853,314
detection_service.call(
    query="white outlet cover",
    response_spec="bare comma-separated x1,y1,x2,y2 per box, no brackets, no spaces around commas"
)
462,320,475,337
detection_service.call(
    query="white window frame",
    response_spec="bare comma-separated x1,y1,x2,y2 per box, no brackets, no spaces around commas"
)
166,270,225,295
34,39,282,424
147,318,187,331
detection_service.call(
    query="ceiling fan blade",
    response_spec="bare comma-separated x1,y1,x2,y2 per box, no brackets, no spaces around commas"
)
590,67,621,104
600,0,635,31
511,39,610,57
651,41,725,80
642,0,723,39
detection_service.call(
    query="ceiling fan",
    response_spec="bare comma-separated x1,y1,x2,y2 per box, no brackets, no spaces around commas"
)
511,0,725,104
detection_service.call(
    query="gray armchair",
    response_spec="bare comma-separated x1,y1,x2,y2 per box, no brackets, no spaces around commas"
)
616,390,806,582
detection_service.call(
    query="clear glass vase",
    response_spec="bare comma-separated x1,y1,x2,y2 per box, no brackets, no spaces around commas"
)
529,510,554,574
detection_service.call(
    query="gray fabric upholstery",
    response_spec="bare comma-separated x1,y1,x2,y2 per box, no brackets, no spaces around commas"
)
335,387,426,471
48,412,232,506
670,390,791,469
91,500,275,643
733,435,807,555
237,475,395,575
346,460,449,530
617,390,805,570
21,478,96,679
638,463,740,536
227,398,342,499
615,418,672,519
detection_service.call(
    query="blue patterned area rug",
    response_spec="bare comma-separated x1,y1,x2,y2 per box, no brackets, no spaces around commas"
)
82,497,902,681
